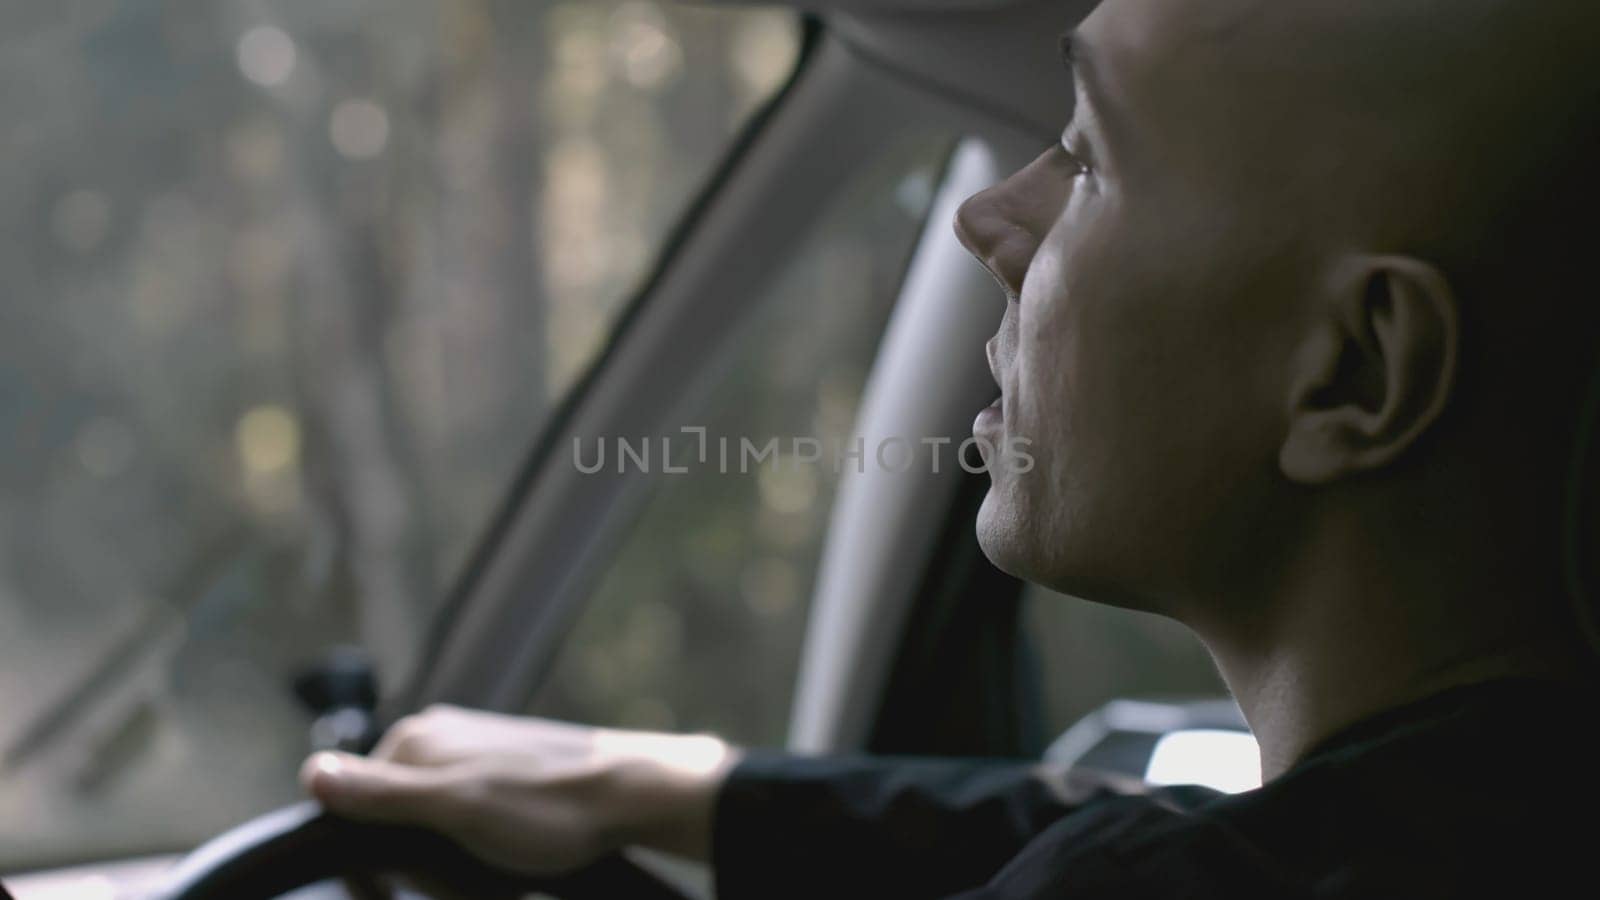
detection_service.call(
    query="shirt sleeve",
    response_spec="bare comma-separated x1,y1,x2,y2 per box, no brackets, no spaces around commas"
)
711,752,1141,900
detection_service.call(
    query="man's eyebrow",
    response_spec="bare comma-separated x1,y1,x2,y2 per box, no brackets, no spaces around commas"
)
1056,28,1118,157
1058,29,1080,74
1058,28,1105,104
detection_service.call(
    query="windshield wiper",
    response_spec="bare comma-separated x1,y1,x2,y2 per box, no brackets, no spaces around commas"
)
2,527,251,773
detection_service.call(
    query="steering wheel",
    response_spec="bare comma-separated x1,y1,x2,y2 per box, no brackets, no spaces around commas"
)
148,802,693,900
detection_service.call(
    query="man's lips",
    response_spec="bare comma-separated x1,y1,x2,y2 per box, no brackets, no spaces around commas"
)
985,337,1013,400
979,340,1010,437
974,390,1004,440
985,347,1011,407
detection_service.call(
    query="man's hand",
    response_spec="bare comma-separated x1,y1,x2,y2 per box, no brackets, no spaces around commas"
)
299,706,740,876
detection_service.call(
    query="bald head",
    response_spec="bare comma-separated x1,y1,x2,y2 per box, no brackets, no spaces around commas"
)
1083,0,1600,266
958,0,1600,628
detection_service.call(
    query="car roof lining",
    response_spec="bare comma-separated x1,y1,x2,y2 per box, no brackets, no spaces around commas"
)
716,0,1088,140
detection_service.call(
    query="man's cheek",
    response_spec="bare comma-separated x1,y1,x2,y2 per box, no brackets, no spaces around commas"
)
1007,368,1074,507
1009,358,1048,443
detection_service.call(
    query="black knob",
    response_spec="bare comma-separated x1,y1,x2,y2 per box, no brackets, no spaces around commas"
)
292,647,380,753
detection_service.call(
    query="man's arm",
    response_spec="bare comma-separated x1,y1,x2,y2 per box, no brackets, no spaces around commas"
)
300,707,1129,895
712,753,1136,899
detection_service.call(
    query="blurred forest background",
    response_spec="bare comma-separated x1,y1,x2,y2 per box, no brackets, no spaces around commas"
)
0,0,806,868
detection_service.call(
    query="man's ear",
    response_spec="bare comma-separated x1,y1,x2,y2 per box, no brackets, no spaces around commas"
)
1279,256,1460,485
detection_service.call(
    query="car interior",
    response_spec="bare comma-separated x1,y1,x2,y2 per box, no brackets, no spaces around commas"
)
0,0,1251,896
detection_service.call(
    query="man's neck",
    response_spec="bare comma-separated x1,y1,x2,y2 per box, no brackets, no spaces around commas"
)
1216,633,1571,780
1194,532,1589,780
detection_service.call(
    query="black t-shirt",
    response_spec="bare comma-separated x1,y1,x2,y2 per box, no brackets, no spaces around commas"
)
713,678,1600,898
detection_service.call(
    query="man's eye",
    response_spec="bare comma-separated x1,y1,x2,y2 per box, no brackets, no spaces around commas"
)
1056,143,1090,177
1056,130,1091,176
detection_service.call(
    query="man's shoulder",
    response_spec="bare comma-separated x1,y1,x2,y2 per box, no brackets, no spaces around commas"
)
955,791,1312,899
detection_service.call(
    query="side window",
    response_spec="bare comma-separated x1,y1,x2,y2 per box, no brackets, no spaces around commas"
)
0,0,798,869
1023,586,1226,740
528,142,952,747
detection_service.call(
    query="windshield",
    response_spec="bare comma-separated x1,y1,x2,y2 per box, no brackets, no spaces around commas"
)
0,0,799,870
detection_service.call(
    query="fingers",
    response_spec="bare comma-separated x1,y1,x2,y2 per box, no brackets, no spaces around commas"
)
370,715,434,765
302,754,525,899
369,705,486,766
301,751,468,828
370,707,582,768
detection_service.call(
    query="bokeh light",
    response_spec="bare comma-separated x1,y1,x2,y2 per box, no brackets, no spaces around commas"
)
328,99,390,160
236,26,297,88
235,405,301,476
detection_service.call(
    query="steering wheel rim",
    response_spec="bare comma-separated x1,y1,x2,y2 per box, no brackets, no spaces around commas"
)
148,802,694,900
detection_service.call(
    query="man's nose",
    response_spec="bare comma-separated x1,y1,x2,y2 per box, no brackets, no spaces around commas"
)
953,147,1072,301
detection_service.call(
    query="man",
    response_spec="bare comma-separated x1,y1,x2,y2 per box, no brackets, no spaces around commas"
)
301,0,1600,895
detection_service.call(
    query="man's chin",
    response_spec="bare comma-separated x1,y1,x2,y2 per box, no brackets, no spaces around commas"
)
975,488,1034,581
